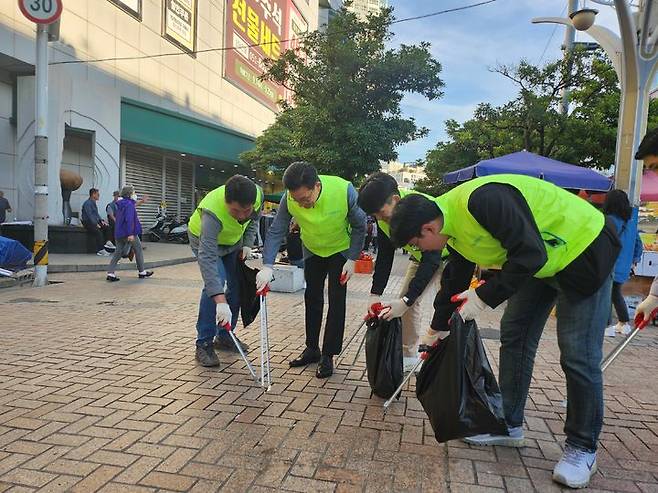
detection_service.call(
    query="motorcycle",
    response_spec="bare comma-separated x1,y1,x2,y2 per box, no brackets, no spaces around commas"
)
148,206,189,243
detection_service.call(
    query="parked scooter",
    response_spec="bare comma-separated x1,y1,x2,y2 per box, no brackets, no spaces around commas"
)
148,205,189,243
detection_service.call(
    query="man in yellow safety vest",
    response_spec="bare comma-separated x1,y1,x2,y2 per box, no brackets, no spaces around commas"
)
390,174,620,489
257,162,367,379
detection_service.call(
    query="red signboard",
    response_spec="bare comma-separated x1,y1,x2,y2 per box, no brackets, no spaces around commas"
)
224,0,307,112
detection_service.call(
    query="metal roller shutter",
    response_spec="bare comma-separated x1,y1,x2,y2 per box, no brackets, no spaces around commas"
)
125,147,163,228
180,162,194,219
164,158,179,218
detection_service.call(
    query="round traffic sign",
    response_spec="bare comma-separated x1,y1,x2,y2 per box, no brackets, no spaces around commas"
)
18,0,63,24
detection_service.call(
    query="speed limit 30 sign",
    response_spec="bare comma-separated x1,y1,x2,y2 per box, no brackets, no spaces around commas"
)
19,0,63,24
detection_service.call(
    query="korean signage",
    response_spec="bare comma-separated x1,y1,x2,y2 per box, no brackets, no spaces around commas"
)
108,0,141,20
224,0,308,112
163,0,197,54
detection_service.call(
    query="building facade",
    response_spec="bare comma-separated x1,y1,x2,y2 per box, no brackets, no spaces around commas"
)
345,0,387,20
0,0,317,226
381,161,427,190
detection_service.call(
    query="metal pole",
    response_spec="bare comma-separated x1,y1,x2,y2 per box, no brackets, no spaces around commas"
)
559,0,579,115
33,24,49,287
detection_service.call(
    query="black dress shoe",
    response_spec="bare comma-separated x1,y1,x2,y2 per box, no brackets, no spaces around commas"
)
289,347,321,367
316,356,334,379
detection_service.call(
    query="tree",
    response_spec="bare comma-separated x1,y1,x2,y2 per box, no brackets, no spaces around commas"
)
416,50,658,196
240,4,444,181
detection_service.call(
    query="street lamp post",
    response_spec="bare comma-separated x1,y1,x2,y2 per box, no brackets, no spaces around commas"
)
533,0,658,205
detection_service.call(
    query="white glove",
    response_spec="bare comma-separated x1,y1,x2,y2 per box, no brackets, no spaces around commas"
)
452,288,488,322
216,302,232,327
636,294,658,322
241,246,252,260
341,259,355,284
256,266,273,292
381,298,410,321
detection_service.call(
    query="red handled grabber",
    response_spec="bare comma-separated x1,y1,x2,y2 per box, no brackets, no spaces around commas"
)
222,322,259,383
257,285,272,391
601,308,658,372
337,303,384,367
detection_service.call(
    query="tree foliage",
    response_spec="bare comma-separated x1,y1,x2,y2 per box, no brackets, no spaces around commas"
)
416,50,658,196
240,4,444,181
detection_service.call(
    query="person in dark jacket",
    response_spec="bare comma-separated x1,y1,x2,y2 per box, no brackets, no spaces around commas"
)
358,172,444,372
389,175,620,489
602,189,643,337
106,185,153,281
82,188,114,256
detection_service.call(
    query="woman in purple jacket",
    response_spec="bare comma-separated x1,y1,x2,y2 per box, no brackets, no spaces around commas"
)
106,185,153,281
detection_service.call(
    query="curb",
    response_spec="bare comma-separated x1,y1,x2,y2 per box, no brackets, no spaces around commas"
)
48,256,196,273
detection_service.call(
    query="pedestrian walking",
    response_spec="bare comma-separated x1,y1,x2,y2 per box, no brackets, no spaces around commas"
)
256,162,367,378
358,172,444,372
82,188,114,256
106,186,153,282
390,174,620,489
602,189,643,337
187,175,263,368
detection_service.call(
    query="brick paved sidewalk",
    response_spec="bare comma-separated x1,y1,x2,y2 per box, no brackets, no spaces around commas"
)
0,257,657,492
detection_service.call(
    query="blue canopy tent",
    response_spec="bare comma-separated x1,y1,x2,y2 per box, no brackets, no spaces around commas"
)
443,151,612,192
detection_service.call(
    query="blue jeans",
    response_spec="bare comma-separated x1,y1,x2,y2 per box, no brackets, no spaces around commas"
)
196,249,240,345
498,275,612,452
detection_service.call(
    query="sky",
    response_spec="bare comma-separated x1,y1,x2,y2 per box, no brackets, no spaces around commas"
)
389,0,620,163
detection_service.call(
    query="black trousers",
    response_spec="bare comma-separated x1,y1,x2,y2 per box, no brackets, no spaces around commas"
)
610,281,630,324
304,253,347,356
84,222,110,252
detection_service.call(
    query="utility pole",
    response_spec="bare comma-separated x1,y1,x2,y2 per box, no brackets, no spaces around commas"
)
559,0,579,115
33,23,49,287
18,0,63,287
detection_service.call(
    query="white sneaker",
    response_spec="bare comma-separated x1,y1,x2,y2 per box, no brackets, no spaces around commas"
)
619,323,632,336
463,425,524,447
105,241,115,249
96,249,111,256
403,356,421,373
552,444,597,489
604,325,616,337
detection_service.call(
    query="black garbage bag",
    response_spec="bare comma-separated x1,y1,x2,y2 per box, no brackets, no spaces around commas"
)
416,313,508,443
237,260,260,327
365,315,403,399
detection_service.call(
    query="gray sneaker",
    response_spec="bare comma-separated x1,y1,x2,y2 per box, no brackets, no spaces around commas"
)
463,426,524,447
214,333,249,353
195,342,220,367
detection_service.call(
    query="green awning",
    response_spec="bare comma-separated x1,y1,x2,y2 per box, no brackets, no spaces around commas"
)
120,99,254,164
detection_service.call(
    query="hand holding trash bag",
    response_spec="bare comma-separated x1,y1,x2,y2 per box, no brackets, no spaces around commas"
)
416,313,508,443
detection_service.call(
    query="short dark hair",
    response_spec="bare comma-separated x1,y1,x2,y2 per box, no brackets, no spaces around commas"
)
603,189,632,222
282,162,319,191
225,175,257,206
358,172,400,214
89,188,99,196
636,128,658,159
390,194,443,247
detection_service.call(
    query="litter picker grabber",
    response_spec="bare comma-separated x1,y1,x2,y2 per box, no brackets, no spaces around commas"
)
222,322,259,383
258,286,272,391
601,308,658,372
337,303,384,367
382,343,431,413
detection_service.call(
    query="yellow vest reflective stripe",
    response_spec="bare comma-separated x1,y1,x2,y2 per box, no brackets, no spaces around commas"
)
287,175,351,258
435,174,603,278
188,184,262,246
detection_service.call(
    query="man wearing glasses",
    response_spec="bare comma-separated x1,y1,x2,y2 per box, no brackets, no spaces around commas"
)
257,162,367,378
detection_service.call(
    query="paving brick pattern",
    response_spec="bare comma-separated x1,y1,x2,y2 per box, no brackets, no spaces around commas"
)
0,256,657,492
